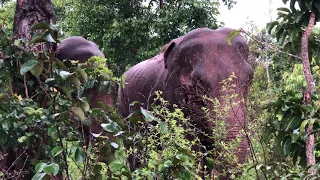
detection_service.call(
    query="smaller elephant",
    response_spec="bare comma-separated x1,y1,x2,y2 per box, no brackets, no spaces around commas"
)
56,36,105,63
56,36,115,133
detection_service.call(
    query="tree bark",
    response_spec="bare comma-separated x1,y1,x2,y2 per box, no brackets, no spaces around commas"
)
13,0,56,40
160,0,164,9
301,9,316,173
6,0,57,179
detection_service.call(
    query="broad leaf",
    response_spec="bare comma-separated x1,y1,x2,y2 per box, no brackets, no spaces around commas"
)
282,137,292,155
109,160,123,172
59,71,74,80
30,60,44,77
69,75,81,90
227,30,240,45
31,173,46,180
20,60,38,75
277,7,291,13
75,147,85,163
43,163,59,175
110,142,119,149
35,163,46,172
140,107,155,122
31,22,59,31
101,122,119,133
70,107,85,121
266,21,279,34
51,146,64,157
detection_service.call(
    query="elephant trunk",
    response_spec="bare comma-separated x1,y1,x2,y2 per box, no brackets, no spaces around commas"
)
214,90,249,164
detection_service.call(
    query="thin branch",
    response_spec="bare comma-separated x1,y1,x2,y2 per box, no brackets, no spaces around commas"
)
15,155,29,180
301,9,316,173
23,74,29,98
239,28,302,60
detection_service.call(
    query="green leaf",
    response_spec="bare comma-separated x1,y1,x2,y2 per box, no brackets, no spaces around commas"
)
163,160,172,168
35,163,46,172
42,32,55,43
205,157,215,169
179,167,192,180
93,164,102,174
158,121,168,134
20,60,38,75
29,32,55,44
69,75,81,91
30,60,44,77
75,68,88,82
305,0,312,10
18,136,28,143
300,119,309,136
51,146,64,157
277,7,291,13
266,21,279,34
48,127,59,140
43,163,59,175
282,0,289,4
80,100,90,112
140,107,155,122
31,172,46,180
227,30,240,45
101,122,119,133
158,164,165,172
75,147,85,163
276,111,284,121
31,22,59,31
109,160,123,172
176,154,188,162
283,137,292,155
283,116,299,132
110,142,119,149
70,107,85,121
59,71,74,80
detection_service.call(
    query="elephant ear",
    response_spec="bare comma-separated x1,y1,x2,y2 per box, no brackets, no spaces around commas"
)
163,42,176,69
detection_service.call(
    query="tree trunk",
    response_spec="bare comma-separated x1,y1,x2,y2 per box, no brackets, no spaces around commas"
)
301,9,316,174
4,0,57,179
13,0,56,40
12,0,56,98
160,0,164,9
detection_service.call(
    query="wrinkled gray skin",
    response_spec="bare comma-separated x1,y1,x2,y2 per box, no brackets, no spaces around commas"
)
118,27,254,171
56,36,105,63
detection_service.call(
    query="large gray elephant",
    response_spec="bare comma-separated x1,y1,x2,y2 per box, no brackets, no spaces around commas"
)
117,27,254,170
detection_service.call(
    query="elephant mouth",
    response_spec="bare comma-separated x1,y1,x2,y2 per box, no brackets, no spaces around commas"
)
175,78,214,135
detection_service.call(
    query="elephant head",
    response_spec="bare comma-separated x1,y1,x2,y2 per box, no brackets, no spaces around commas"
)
56,36,105,63
162,27,254,163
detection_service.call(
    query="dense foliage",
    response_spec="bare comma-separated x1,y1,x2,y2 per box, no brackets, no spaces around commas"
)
2,0,320,179
53,0,235,75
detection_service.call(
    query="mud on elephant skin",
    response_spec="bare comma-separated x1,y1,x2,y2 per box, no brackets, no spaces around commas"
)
118,27,254,172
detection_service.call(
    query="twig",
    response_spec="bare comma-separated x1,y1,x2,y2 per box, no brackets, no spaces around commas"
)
239,28,302,60
53,93,70,180
15,155,29,180
24,74,29,98
6,148,27,174
56,124,70,180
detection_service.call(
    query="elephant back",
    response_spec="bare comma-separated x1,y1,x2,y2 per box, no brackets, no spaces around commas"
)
56,36,105,63
117,54,167,117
